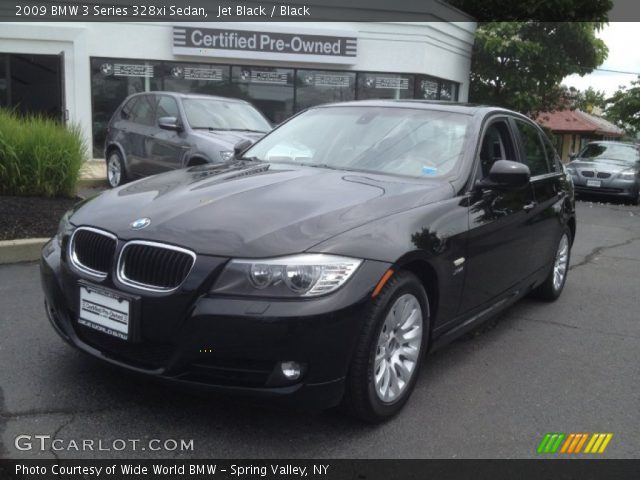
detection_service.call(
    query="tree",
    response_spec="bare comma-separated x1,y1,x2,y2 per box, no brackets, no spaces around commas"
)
448,0,612,116
605,78,640,137
464,22,608,117
572,87,607,112
555,86,607,112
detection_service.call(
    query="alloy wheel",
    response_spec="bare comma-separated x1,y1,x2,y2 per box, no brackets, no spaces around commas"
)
373,293,423,403
553,234,570,291
107,154,121,187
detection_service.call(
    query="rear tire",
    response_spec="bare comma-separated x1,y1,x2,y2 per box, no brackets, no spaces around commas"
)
342,271,429,423
106,149,127,188
532,226,572,301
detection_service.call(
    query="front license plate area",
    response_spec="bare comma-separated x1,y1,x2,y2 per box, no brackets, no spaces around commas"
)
78,283,134,341
586,179,601,187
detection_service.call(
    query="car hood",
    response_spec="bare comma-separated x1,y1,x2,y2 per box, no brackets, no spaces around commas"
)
569,158,638,174
71,162,454,258
191,130,266,150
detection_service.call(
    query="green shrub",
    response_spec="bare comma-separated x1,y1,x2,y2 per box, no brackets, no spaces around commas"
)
0,109,86,197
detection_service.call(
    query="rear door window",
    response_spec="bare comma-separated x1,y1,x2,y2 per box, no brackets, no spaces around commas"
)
130,95,155,126
120,97,137,121
540,132,562,173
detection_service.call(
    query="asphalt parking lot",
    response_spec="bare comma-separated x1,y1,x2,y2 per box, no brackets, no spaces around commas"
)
1,199,638,460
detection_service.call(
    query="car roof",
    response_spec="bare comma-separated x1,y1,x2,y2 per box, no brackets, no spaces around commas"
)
129,91,250,104
313,99,517,117
585,140,636,147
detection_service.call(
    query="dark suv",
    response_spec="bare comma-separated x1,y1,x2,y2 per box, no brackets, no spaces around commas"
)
104,92,271,187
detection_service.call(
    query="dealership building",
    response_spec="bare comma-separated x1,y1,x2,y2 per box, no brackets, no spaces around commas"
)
0,19,476,156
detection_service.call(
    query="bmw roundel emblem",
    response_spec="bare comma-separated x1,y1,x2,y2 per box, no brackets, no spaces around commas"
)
130,218,151,230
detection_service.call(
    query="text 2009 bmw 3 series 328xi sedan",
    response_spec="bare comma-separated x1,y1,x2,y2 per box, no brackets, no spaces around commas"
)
41,101,576,422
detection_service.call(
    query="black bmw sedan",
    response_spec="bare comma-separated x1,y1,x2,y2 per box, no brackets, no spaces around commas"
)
41,101,575,422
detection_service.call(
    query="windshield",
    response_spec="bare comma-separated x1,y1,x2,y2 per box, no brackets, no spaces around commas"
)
182,98,271,132
243,106,471,178
579,143,639,164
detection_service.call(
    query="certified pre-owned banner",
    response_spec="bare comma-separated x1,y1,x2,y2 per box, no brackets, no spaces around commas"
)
173,26,357,64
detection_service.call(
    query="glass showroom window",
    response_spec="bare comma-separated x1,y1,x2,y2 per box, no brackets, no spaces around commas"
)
162,62,231,97
439,81,459,101
1,53,63,119
416,76,440,100
356,73,415,100
295,70,356,112
230,66,294,124
90,57,162,156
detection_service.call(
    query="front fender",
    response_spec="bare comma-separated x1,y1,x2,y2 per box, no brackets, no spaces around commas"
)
309,196,470,328
105,141,129,169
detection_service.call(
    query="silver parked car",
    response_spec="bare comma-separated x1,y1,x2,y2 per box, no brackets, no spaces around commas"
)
104,92,271,187
566,141,640,205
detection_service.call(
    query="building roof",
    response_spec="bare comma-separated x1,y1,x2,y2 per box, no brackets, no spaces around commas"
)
536,109,624,137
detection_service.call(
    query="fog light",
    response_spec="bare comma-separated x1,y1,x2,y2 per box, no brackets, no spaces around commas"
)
280,361,302,381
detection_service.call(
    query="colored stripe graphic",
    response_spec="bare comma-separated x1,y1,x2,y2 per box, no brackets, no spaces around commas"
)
560,433,575,453
574,433,589,453
537,433,565,454
560,433,589,454
539,433,613,454
584,433,613,453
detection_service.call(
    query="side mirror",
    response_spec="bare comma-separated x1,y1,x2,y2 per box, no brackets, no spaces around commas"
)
158,116,181,131
234,139,254,158
478,160,531,190
569,152,578,160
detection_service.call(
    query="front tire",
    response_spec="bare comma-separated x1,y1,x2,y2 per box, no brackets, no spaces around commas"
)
532,227,572,301
106,150,128,188
343,271,429,423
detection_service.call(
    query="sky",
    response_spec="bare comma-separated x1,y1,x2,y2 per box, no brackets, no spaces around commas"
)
562,22,640,97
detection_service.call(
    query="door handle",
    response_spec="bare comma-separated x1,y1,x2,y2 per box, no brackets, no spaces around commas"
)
523,201,537,212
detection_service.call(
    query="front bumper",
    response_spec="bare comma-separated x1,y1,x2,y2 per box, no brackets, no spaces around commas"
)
570,175,639,199
40,238,390,409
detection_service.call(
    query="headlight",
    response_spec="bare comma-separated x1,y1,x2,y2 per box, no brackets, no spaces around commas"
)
56,209,75,247
220,150,234,162
211,254,363,297
565,165,577,175
618,169,636,180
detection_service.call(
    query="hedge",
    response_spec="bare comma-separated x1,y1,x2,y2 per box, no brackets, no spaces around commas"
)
0,109,86,197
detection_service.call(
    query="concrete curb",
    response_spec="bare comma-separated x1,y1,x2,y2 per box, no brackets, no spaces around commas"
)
0,238,49,265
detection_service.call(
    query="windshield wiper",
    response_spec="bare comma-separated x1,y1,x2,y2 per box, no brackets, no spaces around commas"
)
193,127,267,134
270,161,344,171
226,128,268,134
237,156,264,162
